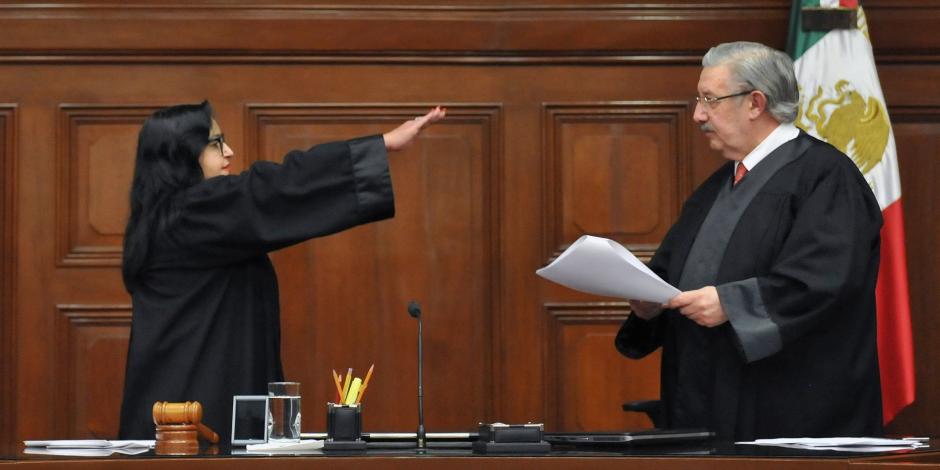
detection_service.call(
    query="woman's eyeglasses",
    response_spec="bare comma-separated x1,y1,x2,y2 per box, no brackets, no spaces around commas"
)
208,134,225,154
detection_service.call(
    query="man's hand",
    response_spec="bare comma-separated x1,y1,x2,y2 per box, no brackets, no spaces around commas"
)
665,286,728,327
629,299,665,320
383,106,446,151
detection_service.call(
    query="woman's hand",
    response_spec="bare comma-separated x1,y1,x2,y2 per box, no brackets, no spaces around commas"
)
383,106,447,151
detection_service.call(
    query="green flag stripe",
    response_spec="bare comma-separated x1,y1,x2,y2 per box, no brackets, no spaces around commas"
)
787,0,827,60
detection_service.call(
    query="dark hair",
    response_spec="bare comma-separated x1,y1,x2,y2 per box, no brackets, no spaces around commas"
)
122,101,212,292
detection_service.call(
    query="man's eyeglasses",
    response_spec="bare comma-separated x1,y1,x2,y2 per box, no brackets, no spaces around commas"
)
208,134,225,153
695,90,754,108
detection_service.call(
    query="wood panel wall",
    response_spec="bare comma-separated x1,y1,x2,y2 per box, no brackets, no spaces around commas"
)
1,0,939,453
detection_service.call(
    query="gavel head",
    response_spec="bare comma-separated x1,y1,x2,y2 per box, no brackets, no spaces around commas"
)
153,401,204,425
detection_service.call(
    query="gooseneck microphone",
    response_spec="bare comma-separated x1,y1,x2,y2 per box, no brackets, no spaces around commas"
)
407,300,426,450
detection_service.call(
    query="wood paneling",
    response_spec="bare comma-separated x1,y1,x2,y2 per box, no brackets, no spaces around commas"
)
246,104,500,431
56,106,156,267
54,305,131,438
1,0,939,452
543,103,691,262
543,303,660,431
881,107,940,436
0,105,17,456
0,3,789,56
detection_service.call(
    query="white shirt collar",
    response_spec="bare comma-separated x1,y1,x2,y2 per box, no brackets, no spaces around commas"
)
736,122,800,173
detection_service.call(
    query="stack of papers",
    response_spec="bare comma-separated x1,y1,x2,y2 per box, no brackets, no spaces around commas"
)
23,440,154,457
536,235,679,303
736,437,930,452
245,440,324,453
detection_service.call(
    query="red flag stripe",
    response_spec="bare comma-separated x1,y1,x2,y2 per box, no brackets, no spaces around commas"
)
876,198,916,424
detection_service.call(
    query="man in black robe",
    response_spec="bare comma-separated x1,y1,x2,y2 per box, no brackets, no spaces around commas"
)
119,106,445,441
615,42,883,440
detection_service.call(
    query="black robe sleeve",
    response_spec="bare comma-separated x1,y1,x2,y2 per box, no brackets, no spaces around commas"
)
614,194,700,359
718,151,883,362
155,135,393,266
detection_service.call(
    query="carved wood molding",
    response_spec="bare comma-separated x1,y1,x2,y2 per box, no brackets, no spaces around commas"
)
541,102,691,263
53,304,133,438
542,302,631,429
545,301,632,322
0,104,17,455
56,104,161,267
0,3,787,58
0,2,937,63
889,105,940,121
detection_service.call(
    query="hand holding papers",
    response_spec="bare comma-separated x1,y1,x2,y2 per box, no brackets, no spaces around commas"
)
536,235,679,303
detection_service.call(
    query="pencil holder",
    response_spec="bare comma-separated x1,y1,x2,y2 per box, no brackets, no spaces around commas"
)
324,403,366,450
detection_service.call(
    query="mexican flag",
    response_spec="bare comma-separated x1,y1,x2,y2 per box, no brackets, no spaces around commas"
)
787,0,915,424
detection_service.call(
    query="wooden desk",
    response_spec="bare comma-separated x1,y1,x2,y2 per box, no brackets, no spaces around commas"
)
6,443,940,469
854,450,940,468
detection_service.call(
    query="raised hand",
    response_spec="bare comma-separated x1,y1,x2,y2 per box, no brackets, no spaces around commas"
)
383,106,447,151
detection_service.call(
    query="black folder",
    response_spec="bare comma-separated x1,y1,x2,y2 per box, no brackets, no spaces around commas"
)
544,429,713,446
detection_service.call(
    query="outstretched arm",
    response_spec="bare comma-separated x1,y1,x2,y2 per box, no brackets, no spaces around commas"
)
384,106,447,151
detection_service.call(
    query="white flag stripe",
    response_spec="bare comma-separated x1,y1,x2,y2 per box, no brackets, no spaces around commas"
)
793,19,902,209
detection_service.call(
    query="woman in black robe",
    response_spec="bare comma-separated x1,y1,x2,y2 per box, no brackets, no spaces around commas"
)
118,101,445,441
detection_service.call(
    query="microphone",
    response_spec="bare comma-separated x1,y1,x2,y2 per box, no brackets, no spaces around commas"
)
407,300,426,451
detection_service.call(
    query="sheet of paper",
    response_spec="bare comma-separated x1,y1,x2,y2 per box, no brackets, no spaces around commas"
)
536,235,680,303
736,437,929,451
107,440,155,449
245,439,324,452
23,447,151,457
24,440,154,449
749,444,921,453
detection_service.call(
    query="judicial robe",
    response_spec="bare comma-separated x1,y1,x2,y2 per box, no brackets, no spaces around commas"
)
615,132,884,440
118,135,394,441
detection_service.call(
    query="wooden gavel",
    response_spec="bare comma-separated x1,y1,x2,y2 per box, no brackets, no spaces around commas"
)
152,401,220,444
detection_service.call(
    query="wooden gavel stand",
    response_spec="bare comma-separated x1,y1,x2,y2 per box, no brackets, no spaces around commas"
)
152,401,220,455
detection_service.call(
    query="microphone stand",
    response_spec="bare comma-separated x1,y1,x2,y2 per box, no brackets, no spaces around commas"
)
408,300,427,452
416,312,426,451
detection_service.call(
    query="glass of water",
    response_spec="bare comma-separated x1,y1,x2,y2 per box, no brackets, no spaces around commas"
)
267,381,302,443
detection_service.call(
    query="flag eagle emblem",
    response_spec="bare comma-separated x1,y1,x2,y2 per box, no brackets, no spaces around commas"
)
797,79,890,174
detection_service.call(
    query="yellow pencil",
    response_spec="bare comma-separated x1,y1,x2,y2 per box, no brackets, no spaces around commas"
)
345,378,362,405
341,367,353,403
356,364,375,404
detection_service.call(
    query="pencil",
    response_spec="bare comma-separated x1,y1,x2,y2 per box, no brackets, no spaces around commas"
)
331,369,344,403
356,363,375,404
341,367,353,403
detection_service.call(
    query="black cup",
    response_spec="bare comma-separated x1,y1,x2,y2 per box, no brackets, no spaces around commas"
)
324,403,366,450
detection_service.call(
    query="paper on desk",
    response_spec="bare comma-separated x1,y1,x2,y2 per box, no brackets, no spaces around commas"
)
736,437,929,452
536,235,680,303
22,440,154,457
24,440,154,449
23,447,151,457
246,440,324,452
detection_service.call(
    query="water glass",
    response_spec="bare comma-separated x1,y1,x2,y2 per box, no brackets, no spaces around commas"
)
267,381,301,443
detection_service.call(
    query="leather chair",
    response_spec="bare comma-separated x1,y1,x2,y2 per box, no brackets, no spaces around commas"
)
622,399,663,428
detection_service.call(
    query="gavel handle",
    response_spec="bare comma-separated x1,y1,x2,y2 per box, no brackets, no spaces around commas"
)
196,422,220,444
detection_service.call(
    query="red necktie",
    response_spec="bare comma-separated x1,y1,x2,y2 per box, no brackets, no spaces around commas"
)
733,163,748,186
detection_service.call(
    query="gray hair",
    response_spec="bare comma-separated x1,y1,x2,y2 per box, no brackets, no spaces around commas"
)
702,41,799,123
